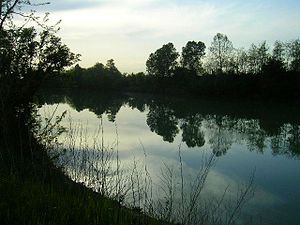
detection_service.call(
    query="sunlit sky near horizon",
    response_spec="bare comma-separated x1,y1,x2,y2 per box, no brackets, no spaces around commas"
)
38,0,300,73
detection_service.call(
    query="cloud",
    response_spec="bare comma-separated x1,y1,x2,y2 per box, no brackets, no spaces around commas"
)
41,0,104,12
42,0,300,72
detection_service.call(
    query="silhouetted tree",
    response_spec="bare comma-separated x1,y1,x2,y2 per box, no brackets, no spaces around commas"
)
232,48,249,74
262,58,285,75
0,1,79,157
105,59,121,76
0,27,79,80
0,0,50,30
273,41,285,63
289,39,300,72
209,33,234,73
146,43,179,77
181,41,206,74
248,41,270,74
0,0,20,29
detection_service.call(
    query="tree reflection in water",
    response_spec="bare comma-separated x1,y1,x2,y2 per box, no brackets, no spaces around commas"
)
37,90,300,158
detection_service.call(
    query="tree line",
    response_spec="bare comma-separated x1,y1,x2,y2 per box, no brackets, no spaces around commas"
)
146,33,300,76
48,33,300,99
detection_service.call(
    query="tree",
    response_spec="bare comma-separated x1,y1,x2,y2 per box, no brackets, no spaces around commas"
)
0,0,79,157
0,28,79,79
0,0,50,30
146,43,179,77
0,0,21,29
247,41,270,74
232,48,249,74
209,33,234,73
105,59,121,76
289,39,300,72
181,41,206,74
273,40,285,62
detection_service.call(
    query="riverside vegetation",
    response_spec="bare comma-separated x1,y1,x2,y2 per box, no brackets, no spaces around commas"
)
45,35,300,99
0,1,166,225
0,1,297,225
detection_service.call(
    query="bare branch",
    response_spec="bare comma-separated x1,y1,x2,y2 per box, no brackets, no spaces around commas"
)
0,0,20,30
0,0,51,30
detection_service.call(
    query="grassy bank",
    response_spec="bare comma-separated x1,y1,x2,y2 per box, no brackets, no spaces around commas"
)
0,121,168,225
0,101,166,225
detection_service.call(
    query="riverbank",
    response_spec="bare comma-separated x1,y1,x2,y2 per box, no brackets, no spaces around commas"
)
43,70,300,102
0,123,169,225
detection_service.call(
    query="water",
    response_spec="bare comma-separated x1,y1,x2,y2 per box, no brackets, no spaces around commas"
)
37,90,300,225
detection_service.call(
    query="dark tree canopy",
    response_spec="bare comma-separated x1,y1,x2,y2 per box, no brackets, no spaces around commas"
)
0,28,79,79
105,59,121,76
181,41,206,74
290,39,300,72
146,42,179,77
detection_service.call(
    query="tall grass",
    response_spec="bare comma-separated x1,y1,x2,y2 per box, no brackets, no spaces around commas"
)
49,111,256,225
0,104,168,225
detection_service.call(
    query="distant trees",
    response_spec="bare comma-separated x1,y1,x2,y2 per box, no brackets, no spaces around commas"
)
50,32,300,99
105,59,121,76
146,43,179,77
181,41,206,74
78,60,121,78
273,41,285,62
146,41,207,77
208,33,234,73
247,41,270,74
232,48,248,74
289,39,300,72
56,59,124,89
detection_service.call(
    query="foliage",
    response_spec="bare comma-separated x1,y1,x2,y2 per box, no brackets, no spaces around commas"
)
0,0,53,30
0,28,79,79
289,39,300,72
146,43,179,77
247,41,270,74
181,41,206,74
208,33,234,73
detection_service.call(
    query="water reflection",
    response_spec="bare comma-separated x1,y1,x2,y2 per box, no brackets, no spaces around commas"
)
37,89,300,225
181,115,205,148
37,89,300,158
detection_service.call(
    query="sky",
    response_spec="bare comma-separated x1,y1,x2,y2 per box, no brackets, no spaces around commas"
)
35,0,300,73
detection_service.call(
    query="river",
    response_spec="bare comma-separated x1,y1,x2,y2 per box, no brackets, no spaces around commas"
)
37,89,300,225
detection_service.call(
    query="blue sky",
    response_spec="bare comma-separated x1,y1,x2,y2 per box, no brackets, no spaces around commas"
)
38,0,300,72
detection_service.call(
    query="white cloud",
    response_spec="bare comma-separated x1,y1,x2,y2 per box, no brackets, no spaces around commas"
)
45,0,300,72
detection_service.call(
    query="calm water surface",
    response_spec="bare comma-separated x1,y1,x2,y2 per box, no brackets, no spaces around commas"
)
37,90,300,225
